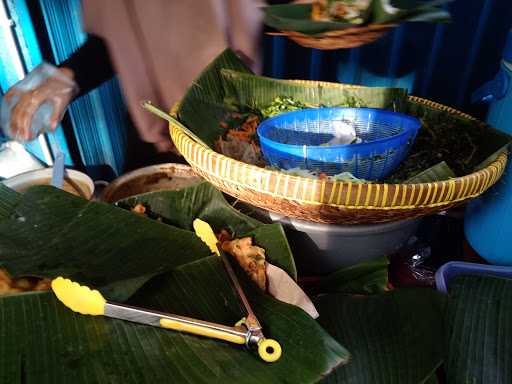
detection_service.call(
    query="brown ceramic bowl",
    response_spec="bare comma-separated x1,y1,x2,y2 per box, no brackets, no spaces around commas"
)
100,163,203,203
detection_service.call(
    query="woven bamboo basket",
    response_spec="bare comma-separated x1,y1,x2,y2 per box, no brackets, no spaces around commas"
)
269,23,396,50
169,87,507,225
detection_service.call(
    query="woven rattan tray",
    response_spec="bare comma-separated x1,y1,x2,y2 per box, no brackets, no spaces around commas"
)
269,23,396,50
169,91,507,225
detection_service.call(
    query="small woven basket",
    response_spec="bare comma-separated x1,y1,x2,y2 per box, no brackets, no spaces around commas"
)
257,107,421,180
169,83,507,225
269,23,396,50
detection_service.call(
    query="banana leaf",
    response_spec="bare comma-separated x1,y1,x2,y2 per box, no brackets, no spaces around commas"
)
0,185,210,301
0,184,450,382
405,97,512,172
263,1,451,35
177,50,408,147
0,183,20,219
386,100,512,181
263,4,359,35
176,50,510,183
473,143,510,172
0,182,297,299
177,49,252,146
424,374,440,384
372,0,452,24
445,275,512,384
0,256,348,383
312,256,389,295
404,161,456,183
117,182,297,279
315,288,446,383
404,7,451,23
221,69,408,112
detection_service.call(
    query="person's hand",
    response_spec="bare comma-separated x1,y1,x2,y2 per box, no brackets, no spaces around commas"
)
5,67,77,141
137,119,181,155
155,139,179,154
151,129,180,155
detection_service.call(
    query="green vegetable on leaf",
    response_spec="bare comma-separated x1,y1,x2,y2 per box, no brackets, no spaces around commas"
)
260,96,314,118
259,95,367,119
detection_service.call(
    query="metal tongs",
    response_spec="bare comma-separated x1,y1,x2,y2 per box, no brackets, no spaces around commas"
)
193,219,280,357
51,219,281,362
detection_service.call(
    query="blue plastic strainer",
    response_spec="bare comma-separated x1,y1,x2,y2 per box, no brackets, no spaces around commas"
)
256,107,421,180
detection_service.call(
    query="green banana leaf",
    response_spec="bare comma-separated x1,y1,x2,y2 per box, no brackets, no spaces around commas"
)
0,183,20,219
312,256,389,295
405,98,512,174
386,100,512,181
424,373,440,384
0,256,348,383
372,0,452,24
177,49,252,146
117,182,297,279
315,288,446,383
404,7,451,23
0,181,451,382
473,143,510,172
177,50,408,147
404,161,456,183
445,275,512,384
177,49,510,183
221,69,408,112
0,185,209,301
0,182,297,299
263,1,451,36
179,49,251,105
263,4,359,35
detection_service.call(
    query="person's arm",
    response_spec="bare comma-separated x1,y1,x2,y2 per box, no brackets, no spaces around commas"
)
3,34,115,141
60,34,115,97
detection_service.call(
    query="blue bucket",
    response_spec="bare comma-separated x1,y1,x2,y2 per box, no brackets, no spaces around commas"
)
465,30,512,265
256,107,421,180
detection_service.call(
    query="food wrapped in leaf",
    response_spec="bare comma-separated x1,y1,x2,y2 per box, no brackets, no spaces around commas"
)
215,112,267,166
0,268,50,296
260,96,313,118
216,136,266,166
131,203,147,215
222,237,267,291
312,0,371,24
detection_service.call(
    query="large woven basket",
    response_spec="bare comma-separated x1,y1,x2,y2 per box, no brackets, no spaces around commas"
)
269,24,396,50
169,88,507,225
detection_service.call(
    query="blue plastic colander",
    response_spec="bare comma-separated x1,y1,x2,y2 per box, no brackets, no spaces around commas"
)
256,107,421,180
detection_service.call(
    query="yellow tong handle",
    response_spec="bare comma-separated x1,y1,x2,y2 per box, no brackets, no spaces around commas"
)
159,318,246,345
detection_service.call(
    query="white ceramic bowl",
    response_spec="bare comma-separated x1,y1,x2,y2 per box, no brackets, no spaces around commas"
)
3,168,95,199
